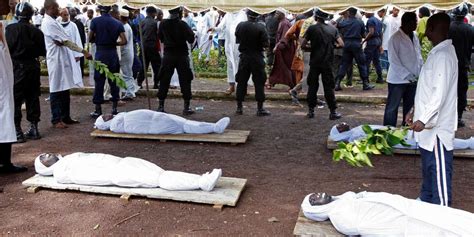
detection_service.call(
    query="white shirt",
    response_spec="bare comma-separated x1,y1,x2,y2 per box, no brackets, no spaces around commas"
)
414,40,458,151
41,14,83,92
0,34,16,143
121,23,133,59
387,29,423,84
382,14,401,50
32,14,43,25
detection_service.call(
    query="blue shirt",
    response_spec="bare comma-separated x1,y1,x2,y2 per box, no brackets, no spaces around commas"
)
338,17,365,41
366,16,383,46
90,13,125,48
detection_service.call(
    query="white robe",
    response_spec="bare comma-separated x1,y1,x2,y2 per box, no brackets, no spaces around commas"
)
197,12,215,60
329,125,474,150
94,109,230,135
34,152,221,191
302,191,473,236
0,27,16,143
41,14,83,93
61,21,83,85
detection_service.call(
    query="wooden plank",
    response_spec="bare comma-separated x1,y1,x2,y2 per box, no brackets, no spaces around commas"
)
27,186,40,193
91,129,250,144
327,137,474,158
293,210,343,237
213,204,224,211
120,194,131,201
22,175,246,207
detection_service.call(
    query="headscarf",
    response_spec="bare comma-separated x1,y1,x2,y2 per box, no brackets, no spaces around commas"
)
34,154,62,176
94,115,113,130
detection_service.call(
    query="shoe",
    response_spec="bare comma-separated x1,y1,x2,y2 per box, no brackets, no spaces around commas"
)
24,122,41,140
112,101,119,115
362,83,375,91
0,164,28,174
199,169,222,192
121,96,134,101
62,118,80,125
335,78,342,91
329,111,342,120
343,84,353,88
225,86,235,95
376,79,385,84
236,107,243,115
214,117,230,133
53,122,68,129
316,99,326,106
16,128,26,143
458,119,466,128
257,109,271,117
90,104,102,118
183,101,195,116
157,100,166,113
307,108,315,118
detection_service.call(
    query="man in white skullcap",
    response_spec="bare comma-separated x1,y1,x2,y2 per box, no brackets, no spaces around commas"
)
95,109,230,135
35,153,222,191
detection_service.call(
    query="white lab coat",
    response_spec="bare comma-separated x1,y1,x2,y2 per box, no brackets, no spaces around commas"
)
61,21,83,85
94,109,230,134
34,152,221,191
386,29,423,84
414,40,458,151
41,14,83,93
0,29,16,143
302,191,474,236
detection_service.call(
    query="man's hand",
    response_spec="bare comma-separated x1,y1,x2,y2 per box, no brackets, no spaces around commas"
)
53,40,64,46
83,51,92,60
379,46,384,54
411,120,425,132
75,57,80,62
405,111,414,126
0,22,4,43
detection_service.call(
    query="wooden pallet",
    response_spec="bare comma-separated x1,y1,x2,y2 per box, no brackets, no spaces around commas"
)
293,210,343,237
327,137,474,158
23,175,246,208
91,129,250,145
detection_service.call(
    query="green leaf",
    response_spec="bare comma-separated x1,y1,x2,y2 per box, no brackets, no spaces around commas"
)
361,125,373,135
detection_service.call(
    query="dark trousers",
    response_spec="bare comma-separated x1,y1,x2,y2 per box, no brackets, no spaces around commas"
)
138,45,161,87
157,53,193,101
218,39,225,58
333,54,353,85
13,61,41,127
420,137,453,206
50,90,71,124
236,54,266,102
383,83,416,126
132,44,142,79
364,45,382,80
93,49,120,104
307,65,337,110
266,39,276,66
0,143,12,166
79,56,85,77
457,66,468,119
336,41,368,81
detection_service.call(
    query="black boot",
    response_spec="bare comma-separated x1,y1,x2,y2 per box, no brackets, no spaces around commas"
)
376,75,384,84
236,101,243,115
183,100,194,115
112,101,118,115
329,110,342,120
256,102,271,116
15,126,26,143
334,77,342,91
362,78,375,90
90,104,102,118
157,100,165,113
307,107,315,118
24,122,41,140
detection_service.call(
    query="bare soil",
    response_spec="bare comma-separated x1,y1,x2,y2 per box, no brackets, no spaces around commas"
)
1,95,473,236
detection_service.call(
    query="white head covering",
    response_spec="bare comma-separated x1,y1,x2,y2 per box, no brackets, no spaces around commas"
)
119,9,129,18
109,112,126,133
94,115,113,130
301,193,338,221
329,125,352,142
34,154,62,176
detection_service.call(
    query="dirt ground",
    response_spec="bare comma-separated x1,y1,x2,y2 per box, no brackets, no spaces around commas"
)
1,95,473,236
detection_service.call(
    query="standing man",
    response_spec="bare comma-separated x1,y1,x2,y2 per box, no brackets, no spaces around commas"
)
383,12,423,127
0,21,27,173
59,8,83,84
448,3,474,128
406,13,458,207
5,2,46,142
119,9,137,100
335,8,374,91
381,6,401,70
362,11,384,84
88,5,127,117
265,12,279,66
234,9,270,116
301,10,343,120
156,6,195,115
137,6,161,89
69,7,86,77
41,0,91,128
416,6,431,61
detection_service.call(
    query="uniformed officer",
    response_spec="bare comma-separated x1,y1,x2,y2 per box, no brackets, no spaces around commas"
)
88,5,127,117
156,6,195,115
234,9,270,116
5,2,46,142
335,8,374,91
448,3,474,128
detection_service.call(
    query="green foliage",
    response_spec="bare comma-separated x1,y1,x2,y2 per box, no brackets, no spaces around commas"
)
332,125,410,167
93,60,127,89
192,49,227,74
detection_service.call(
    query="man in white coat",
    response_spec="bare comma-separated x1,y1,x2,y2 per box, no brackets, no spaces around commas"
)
0,22,27,173
302,191,473,236
94,109,230,135
41,0,91,129
59,8,83,83
35,152,222,192
406,13,458,207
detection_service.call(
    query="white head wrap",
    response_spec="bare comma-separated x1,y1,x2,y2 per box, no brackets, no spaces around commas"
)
34,154,62,176
109,112,126,133
329,125,352,142
94,115,113,130
301,193,338,221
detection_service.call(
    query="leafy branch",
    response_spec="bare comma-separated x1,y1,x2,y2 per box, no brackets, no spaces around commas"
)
93,60,127,89
332,125,410,167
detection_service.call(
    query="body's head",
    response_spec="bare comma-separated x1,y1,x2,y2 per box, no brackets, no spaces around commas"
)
44,0,60,18
418,6,431,18
336,122,351,133
15,2,34,21
425,12,451,46
59,7,69,22
377,8,386,18
35,153,62,176
401,11,417,33
308,193,333,206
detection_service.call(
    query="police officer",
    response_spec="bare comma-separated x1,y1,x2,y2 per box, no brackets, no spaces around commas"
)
448,3,474,128
156,6,195,115
5,2,46,142
335,7,374,91
362,11,384,84
234,9,270,116
301,9,343,120
88,5,127,117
